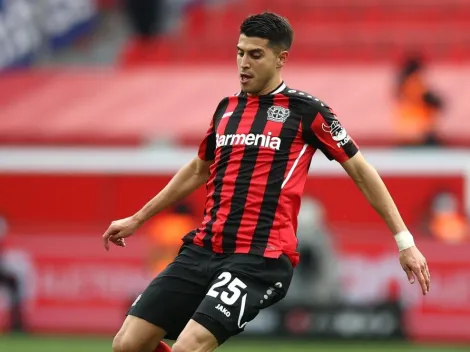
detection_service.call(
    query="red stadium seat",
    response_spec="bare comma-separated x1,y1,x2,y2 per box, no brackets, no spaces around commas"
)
119,0,470,64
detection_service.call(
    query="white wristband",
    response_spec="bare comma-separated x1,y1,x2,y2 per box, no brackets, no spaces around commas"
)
394,230,415,251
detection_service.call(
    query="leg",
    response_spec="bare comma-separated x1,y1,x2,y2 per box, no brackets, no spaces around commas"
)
113,244,211,352
113,315,166,352
172,320,218,352
0,269,23,332
174,253,294,351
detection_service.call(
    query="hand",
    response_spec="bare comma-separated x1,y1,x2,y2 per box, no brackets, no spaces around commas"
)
102,216,141,251
399,246,430,295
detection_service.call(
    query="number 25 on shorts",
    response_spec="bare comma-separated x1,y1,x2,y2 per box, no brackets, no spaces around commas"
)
206,272,247,306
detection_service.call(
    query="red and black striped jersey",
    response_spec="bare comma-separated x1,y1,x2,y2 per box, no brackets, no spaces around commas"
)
183,82,359,267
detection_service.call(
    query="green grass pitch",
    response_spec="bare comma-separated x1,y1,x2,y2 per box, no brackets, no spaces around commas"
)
0,335,469,352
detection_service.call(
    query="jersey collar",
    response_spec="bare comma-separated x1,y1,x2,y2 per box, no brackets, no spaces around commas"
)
237,81,287,97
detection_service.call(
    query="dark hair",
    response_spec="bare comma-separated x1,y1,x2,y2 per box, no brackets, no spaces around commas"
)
400,56,424,79
240,12,294,51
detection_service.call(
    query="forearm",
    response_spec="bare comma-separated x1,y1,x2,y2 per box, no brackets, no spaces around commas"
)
353,163,407,235
341,154,428,293
134,159,209,224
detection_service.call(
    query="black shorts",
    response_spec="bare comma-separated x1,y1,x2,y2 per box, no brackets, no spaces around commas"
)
127,243,293,344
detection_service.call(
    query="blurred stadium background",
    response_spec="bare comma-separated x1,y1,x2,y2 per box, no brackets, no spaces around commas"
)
1,0,470,351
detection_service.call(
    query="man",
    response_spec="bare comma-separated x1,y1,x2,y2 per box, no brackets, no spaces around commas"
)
0,215,24,332
103,12,431,352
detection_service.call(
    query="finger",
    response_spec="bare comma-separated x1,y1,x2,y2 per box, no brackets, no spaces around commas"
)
110,235,127,246
111,237,126,247
413,266,427,295
102,226,118,251
422,268,430,294
113,241,125,247
102,229,112,251
403,267,415,284
120,238,126,247
423,263,431,293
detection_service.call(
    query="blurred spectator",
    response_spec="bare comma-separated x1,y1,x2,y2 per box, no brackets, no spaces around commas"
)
394,56,444,147
0,216,25,332
119,0,227,66
145,202,198,276
122,0,223,38
284,197,341,306
122,0,165,38
426,192,469,244
120,0,168,66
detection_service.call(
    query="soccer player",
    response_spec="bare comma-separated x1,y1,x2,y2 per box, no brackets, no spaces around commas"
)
103,12,431,352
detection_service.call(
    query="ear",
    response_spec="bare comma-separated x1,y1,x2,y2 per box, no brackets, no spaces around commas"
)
277,51,289,69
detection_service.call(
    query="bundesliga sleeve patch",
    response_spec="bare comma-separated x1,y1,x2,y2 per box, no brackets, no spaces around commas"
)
320,118,351,148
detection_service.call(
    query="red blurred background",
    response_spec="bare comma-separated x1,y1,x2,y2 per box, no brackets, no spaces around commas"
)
1,0,470,345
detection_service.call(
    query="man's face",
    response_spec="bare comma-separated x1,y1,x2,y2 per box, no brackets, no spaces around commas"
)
237,34,281,95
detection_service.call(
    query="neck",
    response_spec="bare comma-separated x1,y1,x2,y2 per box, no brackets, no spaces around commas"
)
248,75,283,97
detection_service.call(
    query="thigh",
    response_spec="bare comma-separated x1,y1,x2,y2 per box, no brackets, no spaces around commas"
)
192,253,293,345
113,315,165,352
128,244,211,340
172,319,219,352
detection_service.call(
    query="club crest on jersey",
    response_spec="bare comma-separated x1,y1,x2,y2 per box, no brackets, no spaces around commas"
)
321,120,350,147
267,105,290,123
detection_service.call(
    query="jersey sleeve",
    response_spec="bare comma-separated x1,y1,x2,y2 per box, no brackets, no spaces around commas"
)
197,117,216,161
197,97,229,161
302,101,359,163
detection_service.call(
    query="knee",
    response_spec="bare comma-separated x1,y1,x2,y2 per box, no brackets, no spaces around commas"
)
112,334,140,352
